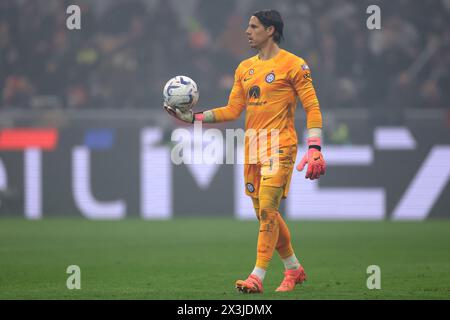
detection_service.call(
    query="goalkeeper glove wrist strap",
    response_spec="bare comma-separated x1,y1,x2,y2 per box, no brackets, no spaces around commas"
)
193,112,204,123
306,137,322,151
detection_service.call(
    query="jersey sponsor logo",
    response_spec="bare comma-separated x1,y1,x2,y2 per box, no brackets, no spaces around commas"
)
265,72,275,83
246,183,255,193
248,86,261,99
248,101,267,106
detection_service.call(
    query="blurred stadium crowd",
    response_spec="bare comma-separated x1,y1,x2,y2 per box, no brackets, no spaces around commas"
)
1,0,449,110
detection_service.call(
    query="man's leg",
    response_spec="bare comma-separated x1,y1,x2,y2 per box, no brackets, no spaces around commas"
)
236,153,305,293
252,195,298,268
276,215,299,265
236,188,283,293
254,186,283,272
255,160,307,292
235,164,265,293
274,212,307,292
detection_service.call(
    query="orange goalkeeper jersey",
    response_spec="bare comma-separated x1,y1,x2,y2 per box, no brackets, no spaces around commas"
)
211,49,322,164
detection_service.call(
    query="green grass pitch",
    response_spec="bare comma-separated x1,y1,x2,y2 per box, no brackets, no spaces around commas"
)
0,218,449,300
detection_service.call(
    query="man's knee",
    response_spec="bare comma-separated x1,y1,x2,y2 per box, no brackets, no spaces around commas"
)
259,208,279,221
259,208,279,234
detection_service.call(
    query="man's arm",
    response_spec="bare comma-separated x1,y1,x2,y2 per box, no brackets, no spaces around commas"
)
165,65,246,124
291,59,326,180
192,109,216,123
292,59,322,129
208,68,246,122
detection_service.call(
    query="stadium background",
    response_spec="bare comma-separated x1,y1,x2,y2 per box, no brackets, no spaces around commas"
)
0,0,449,220
0,0,450,301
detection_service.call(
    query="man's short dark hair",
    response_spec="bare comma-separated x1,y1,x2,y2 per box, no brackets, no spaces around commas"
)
253,10,284,44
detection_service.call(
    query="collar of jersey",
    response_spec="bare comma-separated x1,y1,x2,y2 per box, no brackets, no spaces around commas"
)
255,48,284,64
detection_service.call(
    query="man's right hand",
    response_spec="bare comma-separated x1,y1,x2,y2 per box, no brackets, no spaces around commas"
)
163,103,194,123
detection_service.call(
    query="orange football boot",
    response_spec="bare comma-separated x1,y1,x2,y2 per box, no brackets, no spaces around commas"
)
275,265,307,292
235,274,264,294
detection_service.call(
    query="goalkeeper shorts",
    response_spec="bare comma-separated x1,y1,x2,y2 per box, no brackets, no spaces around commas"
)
244,145,297,199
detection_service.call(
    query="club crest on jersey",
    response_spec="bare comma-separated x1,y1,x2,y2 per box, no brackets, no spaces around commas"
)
249,69,254,75
246,183,255,193
265,72,275,83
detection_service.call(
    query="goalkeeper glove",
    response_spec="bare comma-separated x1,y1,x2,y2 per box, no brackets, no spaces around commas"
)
296,137,326,180
163,102,195,123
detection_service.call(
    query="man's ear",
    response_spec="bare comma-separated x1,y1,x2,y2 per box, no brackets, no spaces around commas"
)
266,25,275,37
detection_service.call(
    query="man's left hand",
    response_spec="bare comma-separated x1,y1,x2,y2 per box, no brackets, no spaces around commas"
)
296,148,326,180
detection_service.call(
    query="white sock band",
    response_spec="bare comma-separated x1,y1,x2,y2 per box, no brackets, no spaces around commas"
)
251,267,266,281
282,254,300,270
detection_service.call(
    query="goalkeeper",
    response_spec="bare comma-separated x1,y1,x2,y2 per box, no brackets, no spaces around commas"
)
165,9,326,293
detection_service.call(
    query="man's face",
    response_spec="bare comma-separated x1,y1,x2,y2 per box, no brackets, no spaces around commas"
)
245,16,273,49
